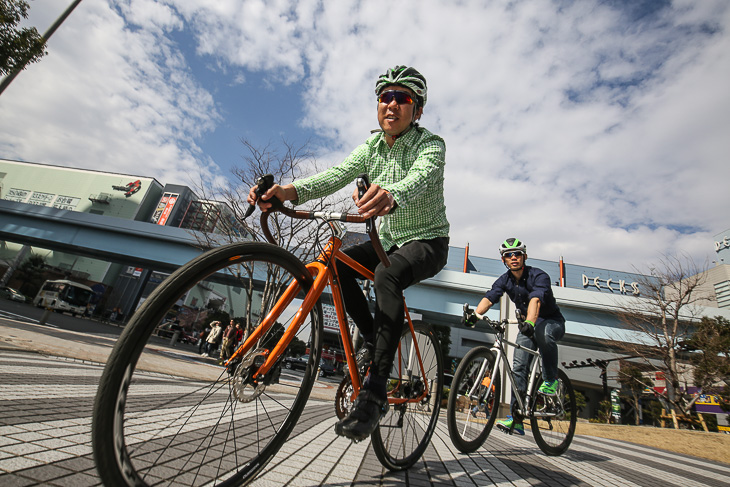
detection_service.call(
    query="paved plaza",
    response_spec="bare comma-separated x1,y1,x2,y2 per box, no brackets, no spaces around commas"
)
1,347,729,487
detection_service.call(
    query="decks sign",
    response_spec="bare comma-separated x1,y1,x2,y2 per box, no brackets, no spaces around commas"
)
715,236,729,252
582,274,640,295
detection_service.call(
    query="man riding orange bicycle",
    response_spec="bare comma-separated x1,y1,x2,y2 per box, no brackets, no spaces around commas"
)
249,65,450,441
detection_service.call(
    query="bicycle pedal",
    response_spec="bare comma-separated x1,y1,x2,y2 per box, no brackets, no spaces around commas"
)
496,423,510,434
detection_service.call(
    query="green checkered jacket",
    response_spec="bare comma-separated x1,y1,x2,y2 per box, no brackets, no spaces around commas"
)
292,126,450,250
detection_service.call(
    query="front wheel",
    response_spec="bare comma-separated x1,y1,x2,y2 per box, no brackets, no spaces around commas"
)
530,368,577,456
446,347,501,453
92,242,323,486
371,322,443,471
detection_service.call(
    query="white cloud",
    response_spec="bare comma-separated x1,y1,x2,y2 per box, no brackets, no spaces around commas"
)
2,0,728,273
1,0,219,185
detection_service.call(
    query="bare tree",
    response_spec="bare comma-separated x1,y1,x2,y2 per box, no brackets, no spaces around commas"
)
686,315,730,416
616,361,653,425
189,138,354,340
192,138,351,248
609,253,708,425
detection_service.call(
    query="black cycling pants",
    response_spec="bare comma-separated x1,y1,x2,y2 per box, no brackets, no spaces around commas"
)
335,236,449,378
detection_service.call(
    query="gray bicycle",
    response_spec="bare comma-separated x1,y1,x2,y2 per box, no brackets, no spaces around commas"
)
446,304,576,455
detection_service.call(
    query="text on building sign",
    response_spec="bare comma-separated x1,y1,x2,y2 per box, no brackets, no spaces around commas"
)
715,236,729,252
582,274,640,295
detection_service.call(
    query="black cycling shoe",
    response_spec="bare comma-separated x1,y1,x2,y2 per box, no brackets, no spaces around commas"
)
334,390,388,442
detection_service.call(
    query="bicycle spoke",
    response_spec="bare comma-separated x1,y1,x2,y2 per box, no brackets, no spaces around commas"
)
92,243,323,486
372,323,443,470
446,347,500,453
530,369,577,456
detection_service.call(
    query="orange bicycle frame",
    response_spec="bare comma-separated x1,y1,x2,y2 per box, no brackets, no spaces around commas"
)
227,235,432,406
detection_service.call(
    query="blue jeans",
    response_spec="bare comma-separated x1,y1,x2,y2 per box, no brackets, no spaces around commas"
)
510,317,565,419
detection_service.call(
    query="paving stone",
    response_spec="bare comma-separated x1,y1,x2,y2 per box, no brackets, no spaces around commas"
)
0,473,37,486
2,348,730,487
9,463,73,482
0,456,44,472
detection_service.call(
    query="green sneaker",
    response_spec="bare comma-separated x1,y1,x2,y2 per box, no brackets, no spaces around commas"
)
538,379,559,395
496,416,525,435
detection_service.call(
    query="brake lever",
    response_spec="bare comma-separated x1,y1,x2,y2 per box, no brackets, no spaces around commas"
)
355,173,374,233
244,174,277,218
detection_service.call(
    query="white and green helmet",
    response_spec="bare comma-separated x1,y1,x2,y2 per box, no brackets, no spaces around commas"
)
499,237,527,256
375,65,428,108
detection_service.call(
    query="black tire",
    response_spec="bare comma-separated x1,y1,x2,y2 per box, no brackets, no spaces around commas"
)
92,242,323,486
371,322,443,470
530,368,577,456
446,347,501,453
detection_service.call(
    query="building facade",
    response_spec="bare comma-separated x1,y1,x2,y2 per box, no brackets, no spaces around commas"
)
0,159,245,319
2,158,728,425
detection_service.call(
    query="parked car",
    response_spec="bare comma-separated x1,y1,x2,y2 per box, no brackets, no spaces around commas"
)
283,354,309,371
180,332,197,344
283,355,337,377
155,322,185,340
0,286,26,302
317,360,338,377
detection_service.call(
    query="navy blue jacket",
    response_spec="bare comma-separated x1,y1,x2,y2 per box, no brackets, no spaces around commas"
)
484,266,565,322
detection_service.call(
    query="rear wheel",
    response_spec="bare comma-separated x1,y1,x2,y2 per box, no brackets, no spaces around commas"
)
446,347,500,453
92,242,323,486
530,369,577,456
371,322,443,470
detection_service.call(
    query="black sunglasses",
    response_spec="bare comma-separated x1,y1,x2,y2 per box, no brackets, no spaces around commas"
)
503,252,524,259
377,90,415,105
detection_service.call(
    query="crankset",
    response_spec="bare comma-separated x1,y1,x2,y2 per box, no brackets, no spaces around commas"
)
532,394,564,418
334,375,356,420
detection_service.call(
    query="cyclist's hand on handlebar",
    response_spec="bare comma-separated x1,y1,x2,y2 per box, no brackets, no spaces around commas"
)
352,184,395,218
247,184,297,212
518,319,535,338
462,304,479,328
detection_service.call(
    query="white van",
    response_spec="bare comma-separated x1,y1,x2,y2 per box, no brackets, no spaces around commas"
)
34,279,94,317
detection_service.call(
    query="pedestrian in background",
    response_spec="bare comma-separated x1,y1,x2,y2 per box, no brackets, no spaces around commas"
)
197,327,208,355
203,321,222,357
219,320,237,363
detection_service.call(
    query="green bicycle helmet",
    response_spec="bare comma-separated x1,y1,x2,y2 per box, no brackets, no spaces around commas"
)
375,65,427,108
499,238,527,256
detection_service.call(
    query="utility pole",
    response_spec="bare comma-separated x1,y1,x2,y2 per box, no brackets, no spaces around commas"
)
0,0,84,96
563,355,643,401
563,358,610,400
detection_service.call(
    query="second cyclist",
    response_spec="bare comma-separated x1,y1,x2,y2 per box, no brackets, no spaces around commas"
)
465,238,565,435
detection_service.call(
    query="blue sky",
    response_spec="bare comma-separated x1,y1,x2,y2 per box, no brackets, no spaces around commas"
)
1,0,729,272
